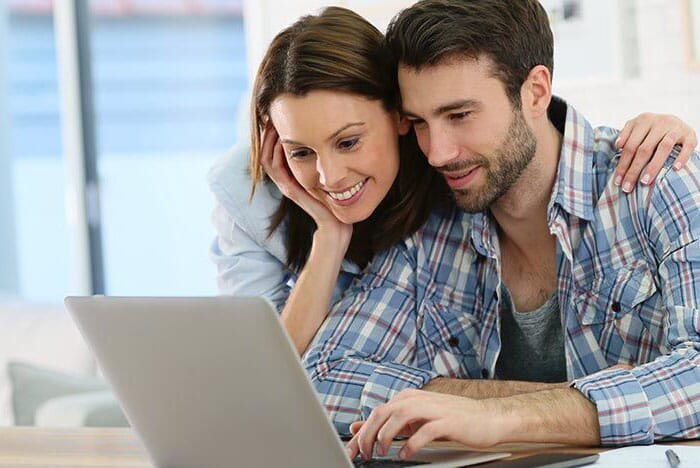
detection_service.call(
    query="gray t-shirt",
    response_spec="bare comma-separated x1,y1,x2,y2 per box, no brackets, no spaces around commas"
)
495,284,567,383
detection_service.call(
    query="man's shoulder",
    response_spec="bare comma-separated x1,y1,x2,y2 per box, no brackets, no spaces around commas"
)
652,146,700,200
590,126,623,169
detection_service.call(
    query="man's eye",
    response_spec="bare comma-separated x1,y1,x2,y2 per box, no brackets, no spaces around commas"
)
410,119,427,128
450,111,471,121
338,137,360,150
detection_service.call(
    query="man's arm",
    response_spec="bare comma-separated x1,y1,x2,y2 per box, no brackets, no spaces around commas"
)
572,150,700,445
347,387,600,461
423,377,567,398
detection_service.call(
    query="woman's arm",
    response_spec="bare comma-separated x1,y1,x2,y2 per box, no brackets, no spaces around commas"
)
261,124,353,355
209,202,291,312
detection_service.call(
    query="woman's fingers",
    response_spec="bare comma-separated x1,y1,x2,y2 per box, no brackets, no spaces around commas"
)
620,126,665,191
673,130,698,170
614,117,651,188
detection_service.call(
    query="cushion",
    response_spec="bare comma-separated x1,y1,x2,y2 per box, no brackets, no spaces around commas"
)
8,361,116,426
35,390,129,427
0,300,96,425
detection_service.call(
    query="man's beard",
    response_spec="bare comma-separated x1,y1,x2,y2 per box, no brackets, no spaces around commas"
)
448,109,537,213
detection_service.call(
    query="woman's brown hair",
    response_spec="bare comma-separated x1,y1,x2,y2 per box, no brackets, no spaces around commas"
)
250,6,449,271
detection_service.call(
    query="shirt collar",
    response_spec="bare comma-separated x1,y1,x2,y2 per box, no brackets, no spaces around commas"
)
468,97,596,257
548,98,596,222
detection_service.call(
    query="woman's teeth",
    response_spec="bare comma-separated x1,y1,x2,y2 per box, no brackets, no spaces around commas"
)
328,179,366,201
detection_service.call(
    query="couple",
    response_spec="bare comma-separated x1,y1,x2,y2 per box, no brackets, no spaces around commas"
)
209,0,700,459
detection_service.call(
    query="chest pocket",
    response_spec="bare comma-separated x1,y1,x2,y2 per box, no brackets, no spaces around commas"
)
419,299,481,378
574,265,658,325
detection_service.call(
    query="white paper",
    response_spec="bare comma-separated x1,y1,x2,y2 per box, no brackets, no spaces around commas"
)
595,444,700,467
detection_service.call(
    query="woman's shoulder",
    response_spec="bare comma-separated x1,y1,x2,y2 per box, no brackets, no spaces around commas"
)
413,207,473,246
208,144,282,231
368,207,473,269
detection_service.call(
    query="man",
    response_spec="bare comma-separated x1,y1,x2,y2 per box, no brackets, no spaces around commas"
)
301,0,700,459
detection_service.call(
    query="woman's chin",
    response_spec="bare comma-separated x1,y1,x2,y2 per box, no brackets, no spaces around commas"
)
330,205,375,225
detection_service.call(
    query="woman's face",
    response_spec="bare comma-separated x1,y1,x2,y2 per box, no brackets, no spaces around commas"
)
269,90,405,224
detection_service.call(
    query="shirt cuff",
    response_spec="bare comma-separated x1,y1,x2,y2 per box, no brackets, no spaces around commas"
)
572,368,654,446
360,363,439,421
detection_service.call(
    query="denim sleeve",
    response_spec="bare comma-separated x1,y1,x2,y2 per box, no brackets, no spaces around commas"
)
209,202,290,312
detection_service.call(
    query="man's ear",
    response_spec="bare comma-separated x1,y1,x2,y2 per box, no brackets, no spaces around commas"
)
520,65,552,118
398,115,412,135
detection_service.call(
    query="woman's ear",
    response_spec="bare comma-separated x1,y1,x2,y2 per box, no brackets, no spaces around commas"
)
398,115,411,135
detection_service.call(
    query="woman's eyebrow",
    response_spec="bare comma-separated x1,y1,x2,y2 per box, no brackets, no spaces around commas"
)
280,122,366,146
326,122,365,142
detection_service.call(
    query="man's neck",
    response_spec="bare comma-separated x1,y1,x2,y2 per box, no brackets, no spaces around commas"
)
491,118,563,254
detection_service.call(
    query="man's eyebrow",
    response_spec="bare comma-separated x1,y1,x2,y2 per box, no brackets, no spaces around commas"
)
435,99,480,116
403,99,480,120
280,122,365,146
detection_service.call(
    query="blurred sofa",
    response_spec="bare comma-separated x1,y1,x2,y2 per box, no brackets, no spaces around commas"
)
0,297,127,427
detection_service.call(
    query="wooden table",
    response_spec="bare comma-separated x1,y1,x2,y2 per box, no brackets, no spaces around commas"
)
0,427,697,467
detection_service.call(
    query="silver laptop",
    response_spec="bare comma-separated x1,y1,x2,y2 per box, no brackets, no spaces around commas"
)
65,296,510,468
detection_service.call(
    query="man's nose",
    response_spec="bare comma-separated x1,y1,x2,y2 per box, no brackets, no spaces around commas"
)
425,126,460,168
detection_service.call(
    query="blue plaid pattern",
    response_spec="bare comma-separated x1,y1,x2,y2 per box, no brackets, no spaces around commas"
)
302,104,700,445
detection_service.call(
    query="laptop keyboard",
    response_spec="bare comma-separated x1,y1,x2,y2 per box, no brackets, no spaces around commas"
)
352,459,429,467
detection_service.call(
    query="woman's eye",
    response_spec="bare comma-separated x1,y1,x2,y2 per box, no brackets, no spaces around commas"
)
338,137,360,150
290,149,312,159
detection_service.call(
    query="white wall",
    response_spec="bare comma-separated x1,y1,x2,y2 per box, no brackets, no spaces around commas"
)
555,0,700,130
243,0,700,131
242,0,414,84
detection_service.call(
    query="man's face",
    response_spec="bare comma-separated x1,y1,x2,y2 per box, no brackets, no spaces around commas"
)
399,57,536,212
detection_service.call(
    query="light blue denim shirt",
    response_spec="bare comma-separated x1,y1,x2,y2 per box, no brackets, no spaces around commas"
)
207,142,361,312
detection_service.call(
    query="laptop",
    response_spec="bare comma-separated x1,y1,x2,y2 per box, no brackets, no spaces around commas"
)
66,296,511,468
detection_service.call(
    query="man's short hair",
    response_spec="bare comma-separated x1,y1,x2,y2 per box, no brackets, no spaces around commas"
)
385,0,554,106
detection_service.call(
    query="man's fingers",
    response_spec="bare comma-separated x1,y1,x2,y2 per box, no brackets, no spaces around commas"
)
350,421,364,435
375,410,425,457
345,434,360,460
398,421,444,460
357,405,393,460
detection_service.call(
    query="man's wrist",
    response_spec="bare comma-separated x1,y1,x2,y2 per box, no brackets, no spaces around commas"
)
482,396,535,444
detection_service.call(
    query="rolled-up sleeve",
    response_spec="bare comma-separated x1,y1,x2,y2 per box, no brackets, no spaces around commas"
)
303,240,439,435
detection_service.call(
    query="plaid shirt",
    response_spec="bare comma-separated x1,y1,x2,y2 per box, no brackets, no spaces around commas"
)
303,102,700,445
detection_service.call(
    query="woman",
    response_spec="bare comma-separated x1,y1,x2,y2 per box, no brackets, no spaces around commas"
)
209,6,697,355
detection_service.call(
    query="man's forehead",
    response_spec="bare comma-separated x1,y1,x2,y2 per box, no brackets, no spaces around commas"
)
398,57,497,114
398,55,496,83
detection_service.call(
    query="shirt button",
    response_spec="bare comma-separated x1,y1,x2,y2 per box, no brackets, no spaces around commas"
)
611,301,621,313
448,336,459,347
481,368,489,378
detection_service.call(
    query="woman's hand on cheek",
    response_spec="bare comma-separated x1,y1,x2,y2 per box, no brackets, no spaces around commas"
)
261,124,352,245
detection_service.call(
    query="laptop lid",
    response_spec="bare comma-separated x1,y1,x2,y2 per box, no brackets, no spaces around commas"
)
66,296,509,468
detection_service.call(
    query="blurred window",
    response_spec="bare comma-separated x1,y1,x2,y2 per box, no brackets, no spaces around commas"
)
88,0,247,295
1,2,72,301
